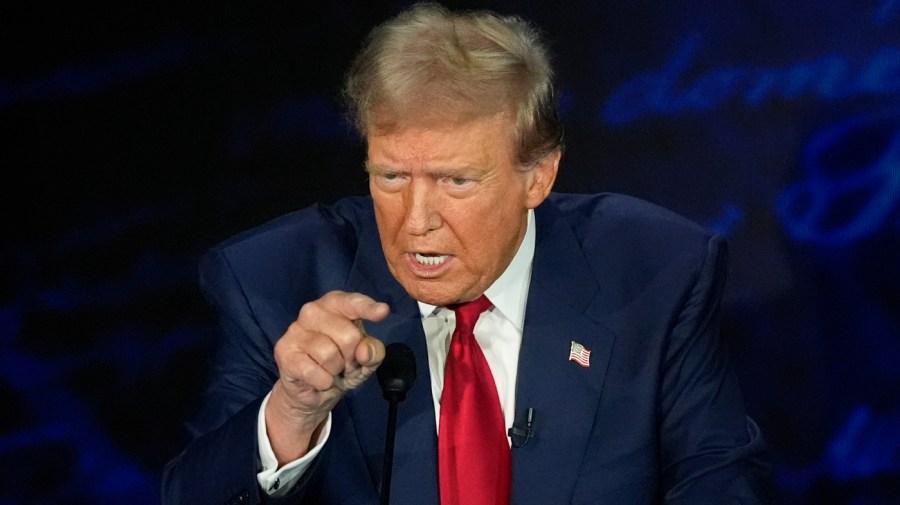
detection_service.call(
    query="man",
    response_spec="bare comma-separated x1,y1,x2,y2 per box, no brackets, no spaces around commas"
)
162,2,772,504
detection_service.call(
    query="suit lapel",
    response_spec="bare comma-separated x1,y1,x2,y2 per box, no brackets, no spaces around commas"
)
342,207,441,505
511,200,616,505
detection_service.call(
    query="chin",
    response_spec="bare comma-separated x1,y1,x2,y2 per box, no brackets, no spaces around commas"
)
400,280,460,306
407,289,453,306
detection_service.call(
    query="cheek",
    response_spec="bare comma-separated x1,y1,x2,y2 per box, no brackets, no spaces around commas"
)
461,216,506,256
373,195,403,230
466,200,528,259
373,208,398,254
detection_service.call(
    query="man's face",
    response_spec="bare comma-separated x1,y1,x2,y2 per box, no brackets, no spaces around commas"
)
366,113,558,306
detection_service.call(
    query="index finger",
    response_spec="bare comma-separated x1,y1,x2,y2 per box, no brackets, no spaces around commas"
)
319,290,390,323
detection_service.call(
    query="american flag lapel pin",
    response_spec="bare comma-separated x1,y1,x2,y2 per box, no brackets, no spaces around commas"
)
568,341,591,367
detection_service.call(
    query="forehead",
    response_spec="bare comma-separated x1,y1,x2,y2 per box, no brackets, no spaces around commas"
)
366,114,517,168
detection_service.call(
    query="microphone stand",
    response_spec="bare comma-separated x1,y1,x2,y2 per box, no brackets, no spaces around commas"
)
381,394,401,505
377,342,416,505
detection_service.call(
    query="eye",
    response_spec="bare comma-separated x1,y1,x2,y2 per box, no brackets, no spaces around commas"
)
371,170,408,191
375,171,405,182
439,175,476,193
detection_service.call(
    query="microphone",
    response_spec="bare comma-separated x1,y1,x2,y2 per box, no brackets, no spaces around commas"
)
376,342,417,505
507,407,536,448
377,342,417,402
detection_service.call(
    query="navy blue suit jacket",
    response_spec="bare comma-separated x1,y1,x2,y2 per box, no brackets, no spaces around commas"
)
162,193,771,504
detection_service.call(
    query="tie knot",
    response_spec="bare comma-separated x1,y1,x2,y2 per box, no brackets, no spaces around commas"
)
449,294,493,332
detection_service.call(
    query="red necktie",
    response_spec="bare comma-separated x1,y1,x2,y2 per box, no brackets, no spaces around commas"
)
438,294,511,505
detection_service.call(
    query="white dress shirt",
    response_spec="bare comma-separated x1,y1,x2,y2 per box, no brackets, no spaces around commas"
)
257,209,535,496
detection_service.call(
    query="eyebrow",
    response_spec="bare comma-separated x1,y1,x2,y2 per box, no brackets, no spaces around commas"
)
364,162,401,174
364,161,481,178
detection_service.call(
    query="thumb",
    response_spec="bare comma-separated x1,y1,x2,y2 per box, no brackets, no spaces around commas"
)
357,334,386,367
334,336,385,392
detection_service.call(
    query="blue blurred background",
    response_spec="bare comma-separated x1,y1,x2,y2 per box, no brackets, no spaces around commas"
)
1,1,898,503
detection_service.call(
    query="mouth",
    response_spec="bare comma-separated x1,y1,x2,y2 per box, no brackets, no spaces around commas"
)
407,252,452,276
414,253,449,266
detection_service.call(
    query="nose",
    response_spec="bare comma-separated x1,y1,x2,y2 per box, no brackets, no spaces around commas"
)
403,179,442,235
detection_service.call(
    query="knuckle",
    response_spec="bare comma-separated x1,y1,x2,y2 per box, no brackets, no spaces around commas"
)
298,300,320,321
274,324,305,361
273,335,292,364
299,366,333,392
334,323,364,348
273,346,286,367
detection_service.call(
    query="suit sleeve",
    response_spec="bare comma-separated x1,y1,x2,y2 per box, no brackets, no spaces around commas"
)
160,200,371,504
160,247,314,505
658,235,775,504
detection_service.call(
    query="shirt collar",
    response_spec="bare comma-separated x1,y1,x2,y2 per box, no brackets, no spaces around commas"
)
417,209,535,330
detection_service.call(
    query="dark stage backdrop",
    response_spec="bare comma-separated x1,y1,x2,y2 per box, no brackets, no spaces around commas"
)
2,1,898,504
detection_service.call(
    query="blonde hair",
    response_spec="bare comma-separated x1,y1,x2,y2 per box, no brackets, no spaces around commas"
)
342,1,563,166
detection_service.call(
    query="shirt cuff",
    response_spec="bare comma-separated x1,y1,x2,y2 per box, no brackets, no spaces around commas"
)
256,391,332,497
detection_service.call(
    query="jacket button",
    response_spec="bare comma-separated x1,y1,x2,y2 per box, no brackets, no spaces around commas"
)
226,489,250,505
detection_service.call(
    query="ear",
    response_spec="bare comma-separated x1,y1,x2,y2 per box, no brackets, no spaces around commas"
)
525,149,561,209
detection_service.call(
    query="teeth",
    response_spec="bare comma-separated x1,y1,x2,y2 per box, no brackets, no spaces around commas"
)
415,253,448,266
